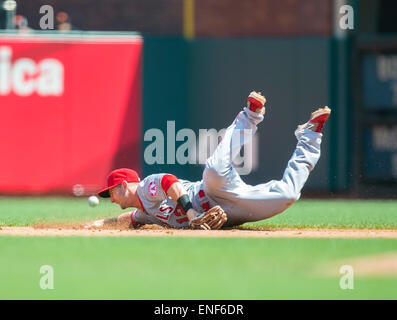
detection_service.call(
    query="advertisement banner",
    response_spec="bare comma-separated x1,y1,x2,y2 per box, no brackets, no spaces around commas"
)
0,34,142,194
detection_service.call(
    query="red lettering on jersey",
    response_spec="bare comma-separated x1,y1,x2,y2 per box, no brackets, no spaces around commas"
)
173,205,185,217
176,217,189,224
156,214,169,221
159,204,173,214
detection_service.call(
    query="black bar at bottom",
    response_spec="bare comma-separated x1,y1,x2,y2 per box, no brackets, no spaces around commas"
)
0,300,394,318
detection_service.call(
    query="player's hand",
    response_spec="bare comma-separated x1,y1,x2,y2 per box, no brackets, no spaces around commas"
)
84,219,104,229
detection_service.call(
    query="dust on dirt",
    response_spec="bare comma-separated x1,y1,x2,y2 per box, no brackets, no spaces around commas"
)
0,224,396,238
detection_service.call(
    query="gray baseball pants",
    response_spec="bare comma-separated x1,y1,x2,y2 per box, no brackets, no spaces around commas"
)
202,107,322,226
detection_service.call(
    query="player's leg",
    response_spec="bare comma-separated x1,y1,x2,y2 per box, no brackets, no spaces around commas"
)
222,106,331,226
203,92,266,198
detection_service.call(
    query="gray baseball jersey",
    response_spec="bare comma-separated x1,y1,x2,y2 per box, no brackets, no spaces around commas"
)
131,174,211,228
132,107,322,228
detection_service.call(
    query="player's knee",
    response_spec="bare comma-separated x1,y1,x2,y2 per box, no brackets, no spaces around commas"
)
277,183,300,203
283,191,300,204
284,197,297,210
276,192,298,212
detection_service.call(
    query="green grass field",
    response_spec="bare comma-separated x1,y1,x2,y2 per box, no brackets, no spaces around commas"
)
1,197,396,299
1,197,397,229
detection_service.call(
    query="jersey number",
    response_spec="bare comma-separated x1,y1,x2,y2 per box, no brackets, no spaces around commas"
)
173,205,189,224
157,205,188,224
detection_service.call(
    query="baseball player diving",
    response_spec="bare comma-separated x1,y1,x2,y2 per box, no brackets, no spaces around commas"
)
85,91,331,230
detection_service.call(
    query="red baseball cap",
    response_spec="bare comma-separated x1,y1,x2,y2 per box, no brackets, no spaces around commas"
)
98,168,140,198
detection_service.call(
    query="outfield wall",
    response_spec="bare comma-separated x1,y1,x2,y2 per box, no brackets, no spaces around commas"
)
0,33,351,195
0,33,143,195
143,37,350,193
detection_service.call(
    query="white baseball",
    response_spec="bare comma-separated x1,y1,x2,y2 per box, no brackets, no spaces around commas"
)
88,195,99,207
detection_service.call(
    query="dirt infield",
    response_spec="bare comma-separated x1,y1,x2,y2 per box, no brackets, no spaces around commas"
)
1,225,397,238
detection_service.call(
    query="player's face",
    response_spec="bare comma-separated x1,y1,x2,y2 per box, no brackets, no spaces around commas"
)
109,184,129,209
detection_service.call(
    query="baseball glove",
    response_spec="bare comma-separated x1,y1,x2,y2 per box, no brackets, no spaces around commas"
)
189,205,227,230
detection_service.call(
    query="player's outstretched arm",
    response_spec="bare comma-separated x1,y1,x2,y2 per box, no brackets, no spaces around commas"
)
84,212,143,229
